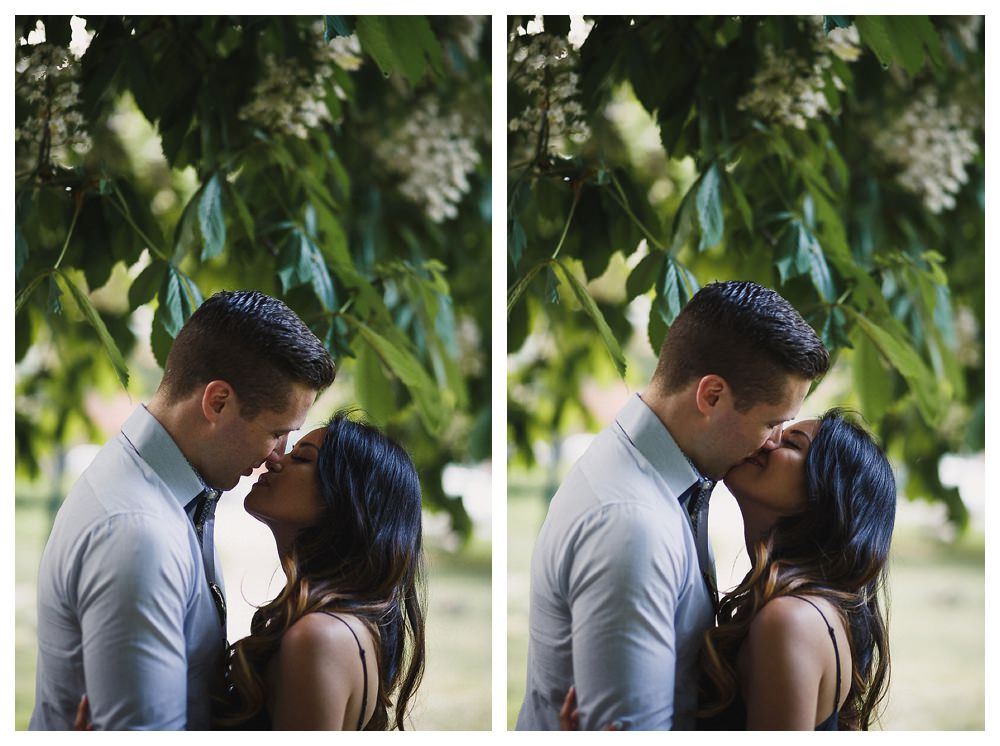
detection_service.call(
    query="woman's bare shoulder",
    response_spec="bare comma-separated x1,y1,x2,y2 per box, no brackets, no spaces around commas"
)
279,611,369,661
748,595,837,654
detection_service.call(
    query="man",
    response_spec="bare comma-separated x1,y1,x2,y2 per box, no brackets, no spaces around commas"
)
30,290,336,730
516,280,830,730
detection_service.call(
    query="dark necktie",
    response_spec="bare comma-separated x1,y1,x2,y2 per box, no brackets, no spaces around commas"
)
191,487,226,627
192,487,221,546
680,478,719,615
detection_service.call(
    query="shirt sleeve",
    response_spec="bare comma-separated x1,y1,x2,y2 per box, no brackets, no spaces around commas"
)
565,501,687,730
74,512,195,729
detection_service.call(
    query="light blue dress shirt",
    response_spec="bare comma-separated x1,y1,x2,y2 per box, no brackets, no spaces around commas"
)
517,394,716,730
30,405,226,730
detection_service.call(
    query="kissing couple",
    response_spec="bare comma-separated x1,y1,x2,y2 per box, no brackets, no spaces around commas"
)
518,280,895,731
31,290,425,730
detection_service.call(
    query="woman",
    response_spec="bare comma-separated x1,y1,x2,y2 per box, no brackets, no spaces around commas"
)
216,411,426,729
561,409,895,730
78,411,425,730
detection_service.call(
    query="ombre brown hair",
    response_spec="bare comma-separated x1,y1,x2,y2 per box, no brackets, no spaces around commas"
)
215,412,425,729
700,410,896,729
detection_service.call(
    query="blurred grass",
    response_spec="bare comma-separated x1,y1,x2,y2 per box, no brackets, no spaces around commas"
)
506,467,984,730
14,496,490,731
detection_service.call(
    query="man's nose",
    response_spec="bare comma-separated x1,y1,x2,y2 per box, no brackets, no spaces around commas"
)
761,423,784,451
264,435,289,472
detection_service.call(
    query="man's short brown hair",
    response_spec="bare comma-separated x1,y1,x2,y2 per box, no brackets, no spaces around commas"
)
158,290,335,418
652,280,829,410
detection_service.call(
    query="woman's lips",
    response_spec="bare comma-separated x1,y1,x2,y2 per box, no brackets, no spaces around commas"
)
745,455,765,468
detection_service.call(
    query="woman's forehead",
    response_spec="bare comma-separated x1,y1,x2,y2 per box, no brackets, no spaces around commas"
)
787,418,821,438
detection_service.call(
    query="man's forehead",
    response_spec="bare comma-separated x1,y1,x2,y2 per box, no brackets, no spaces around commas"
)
772,378,812,418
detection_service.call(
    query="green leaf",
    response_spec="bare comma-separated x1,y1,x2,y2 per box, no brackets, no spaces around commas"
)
851,332,892,423
388,16,444,84
128,259,166,310
648,296,669,352
625,250,665,301
325,15,354,40
47,276,63,314
552,260,626,378
508,217,526,269
887,16,943,75
356,16,443,84
669,181,698,254
150,305,174,369
354,322,444,433
855,16,894,67
846,309,943,427
725,172,754,235
158,264,196,338
696,163,724,251
302,233,337,311
353,338,395,427
198,173,226,260
54,270,129,389
798,224,834,302
660,259,682,321
15,226,28,280
824,16,852,33
544,265,561,304
15,272,48,316
507,262,546,317
276,232,312,292
173,189,201,261
224,182,255,244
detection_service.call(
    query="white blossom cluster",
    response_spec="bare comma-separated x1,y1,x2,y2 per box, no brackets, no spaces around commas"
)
813,19,862,62
239,23,361,139
508,32,590,155
15,42,91,168
873,89,979,214
738,19,860,131
373,100,480,223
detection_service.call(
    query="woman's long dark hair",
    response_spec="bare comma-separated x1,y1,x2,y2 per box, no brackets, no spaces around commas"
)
217,411,426,730
700,409,896,729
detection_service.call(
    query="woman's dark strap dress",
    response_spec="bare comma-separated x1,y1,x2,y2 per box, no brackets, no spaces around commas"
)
322,612,370,731
697,595,843,730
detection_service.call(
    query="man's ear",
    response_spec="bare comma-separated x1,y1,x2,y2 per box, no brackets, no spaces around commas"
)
694,374,728,416
201,380,235,423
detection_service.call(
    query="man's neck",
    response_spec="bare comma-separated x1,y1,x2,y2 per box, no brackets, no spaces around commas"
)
146,391,205,477
640,384,709,477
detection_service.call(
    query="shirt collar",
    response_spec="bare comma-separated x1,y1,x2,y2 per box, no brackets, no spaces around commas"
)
615,393,703,500
120,404,208,509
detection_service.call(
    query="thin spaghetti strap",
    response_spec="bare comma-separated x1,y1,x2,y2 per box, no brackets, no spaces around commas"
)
790,596,842,715
322,612,370,730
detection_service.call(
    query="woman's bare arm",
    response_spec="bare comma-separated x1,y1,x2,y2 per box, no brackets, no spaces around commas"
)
267,614,367,730
742,596,829,730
